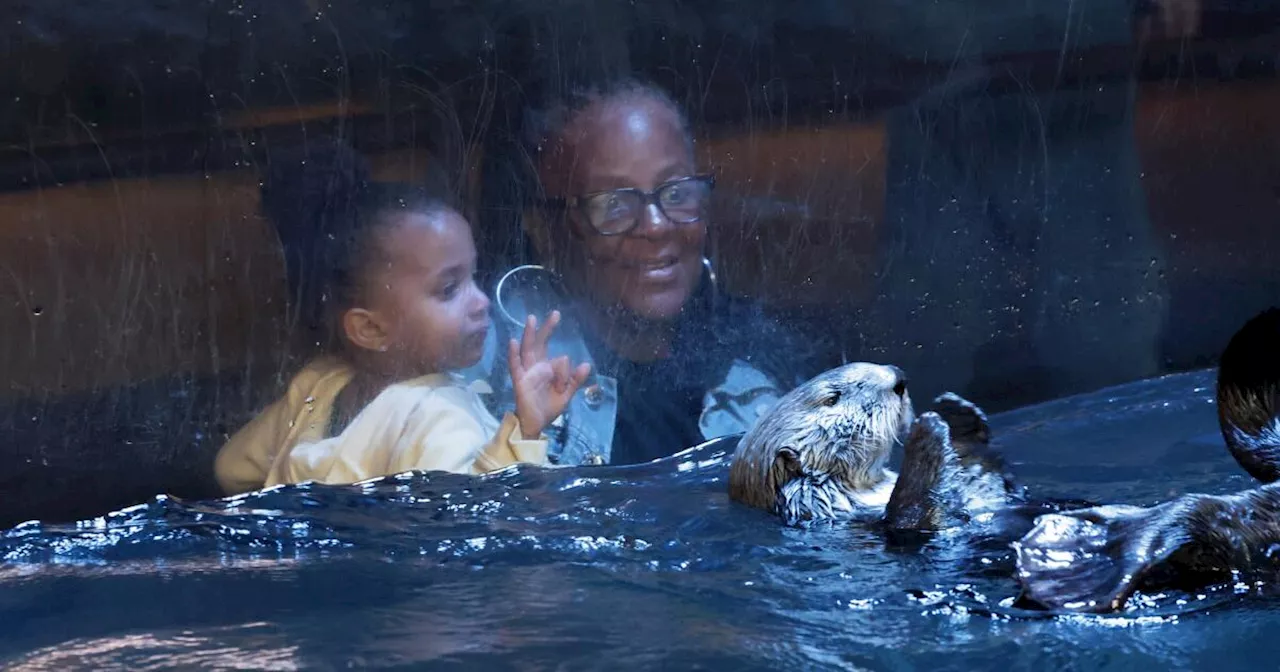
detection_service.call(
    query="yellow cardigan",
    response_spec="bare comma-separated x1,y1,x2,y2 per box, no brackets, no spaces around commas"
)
213,357,548,495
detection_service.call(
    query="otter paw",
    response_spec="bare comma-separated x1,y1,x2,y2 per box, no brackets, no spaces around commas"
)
1012,504,1192,614
931,392,990,448
885,412,959,531
900,412,956,470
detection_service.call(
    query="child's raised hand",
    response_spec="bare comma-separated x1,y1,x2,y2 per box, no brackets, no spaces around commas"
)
507,310,592,439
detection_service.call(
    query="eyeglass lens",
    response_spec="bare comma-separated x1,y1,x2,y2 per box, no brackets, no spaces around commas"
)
581,178,711,234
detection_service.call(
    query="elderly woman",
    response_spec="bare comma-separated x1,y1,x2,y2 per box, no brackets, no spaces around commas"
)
465,78,831,467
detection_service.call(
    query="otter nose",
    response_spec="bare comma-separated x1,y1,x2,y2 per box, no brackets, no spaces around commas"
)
887,365,908,397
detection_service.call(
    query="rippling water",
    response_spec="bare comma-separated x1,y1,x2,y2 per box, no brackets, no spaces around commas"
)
2,369,1277,670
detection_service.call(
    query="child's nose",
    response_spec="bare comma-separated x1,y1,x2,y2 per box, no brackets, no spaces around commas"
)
469,285,491,316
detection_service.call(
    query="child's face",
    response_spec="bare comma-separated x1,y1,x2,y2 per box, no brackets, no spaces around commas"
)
360,209,492,375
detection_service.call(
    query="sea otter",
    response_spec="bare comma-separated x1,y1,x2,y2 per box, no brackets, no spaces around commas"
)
730,314,1280,615
726,362,1035,533
1012,307,1280,614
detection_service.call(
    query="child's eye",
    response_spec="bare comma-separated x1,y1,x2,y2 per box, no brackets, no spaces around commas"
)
436,271,478,301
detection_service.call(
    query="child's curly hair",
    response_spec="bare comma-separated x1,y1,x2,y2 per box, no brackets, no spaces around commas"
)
259,140,454,351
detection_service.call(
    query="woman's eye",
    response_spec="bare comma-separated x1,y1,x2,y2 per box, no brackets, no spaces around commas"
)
585,194,631,224
604,196,628,217
662,185,687,205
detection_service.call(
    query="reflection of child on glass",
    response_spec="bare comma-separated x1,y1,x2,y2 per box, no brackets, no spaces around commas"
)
213,145,590,496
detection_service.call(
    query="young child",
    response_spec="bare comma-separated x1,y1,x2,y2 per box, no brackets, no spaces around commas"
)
213,144,590,495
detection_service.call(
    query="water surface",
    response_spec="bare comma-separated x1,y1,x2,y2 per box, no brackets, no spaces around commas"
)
3,369,1278,670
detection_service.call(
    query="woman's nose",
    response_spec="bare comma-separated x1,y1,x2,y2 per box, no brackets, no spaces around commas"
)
630,202,675,237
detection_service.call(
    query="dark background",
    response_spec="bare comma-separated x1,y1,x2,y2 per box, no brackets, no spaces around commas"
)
1,0,1277,527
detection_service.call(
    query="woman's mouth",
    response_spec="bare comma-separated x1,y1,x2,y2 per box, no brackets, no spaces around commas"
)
628,256,679,282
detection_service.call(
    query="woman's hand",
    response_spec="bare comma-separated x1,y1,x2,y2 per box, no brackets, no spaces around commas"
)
508,311,592,439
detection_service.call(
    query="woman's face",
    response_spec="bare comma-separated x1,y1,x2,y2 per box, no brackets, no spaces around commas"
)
543,95,707,323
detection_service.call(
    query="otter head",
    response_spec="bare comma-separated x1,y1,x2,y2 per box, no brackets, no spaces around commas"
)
1217,307,1280,483
727,362,914,522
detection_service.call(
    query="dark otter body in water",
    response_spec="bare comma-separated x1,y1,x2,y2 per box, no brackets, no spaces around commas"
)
1013,307,1280,614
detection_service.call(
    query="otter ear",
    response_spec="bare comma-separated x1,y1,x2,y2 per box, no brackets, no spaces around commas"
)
775,446,802,475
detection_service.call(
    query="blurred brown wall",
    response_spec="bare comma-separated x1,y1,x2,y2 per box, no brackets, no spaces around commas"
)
0,148,437,399
2,77,1279,400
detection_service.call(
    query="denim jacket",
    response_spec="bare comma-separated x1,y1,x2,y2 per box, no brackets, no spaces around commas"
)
458,266,797,466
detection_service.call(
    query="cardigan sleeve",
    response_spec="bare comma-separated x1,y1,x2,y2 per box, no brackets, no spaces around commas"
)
269,384,551,486
213,394,292,495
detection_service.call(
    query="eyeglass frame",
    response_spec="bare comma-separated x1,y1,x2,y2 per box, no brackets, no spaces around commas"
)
538,173,717,237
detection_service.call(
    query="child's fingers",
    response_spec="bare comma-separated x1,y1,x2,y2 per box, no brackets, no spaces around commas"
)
572,362,592,386
519,315,538,369
560,360,593,399
507,337,523,377
568,363,591,389
531,310,560,358
550,355,571,393
540,310,561,339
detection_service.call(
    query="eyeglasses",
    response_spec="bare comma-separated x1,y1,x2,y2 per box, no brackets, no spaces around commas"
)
547,174,716,236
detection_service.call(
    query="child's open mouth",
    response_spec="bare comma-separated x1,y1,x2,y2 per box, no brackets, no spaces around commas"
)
464,327,489,352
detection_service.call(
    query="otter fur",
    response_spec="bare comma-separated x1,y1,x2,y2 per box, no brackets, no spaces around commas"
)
727,362,1019,530
727,332,1280,616
1012,307,1280,613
